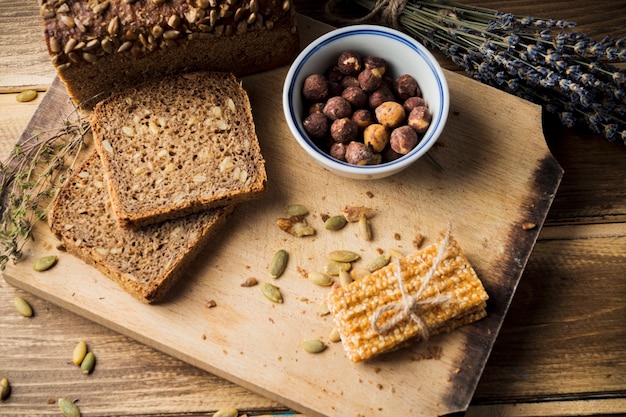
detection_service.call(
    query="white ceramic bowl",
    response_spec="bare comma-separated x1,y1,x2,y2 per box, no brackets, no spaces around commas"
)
282,25,449,180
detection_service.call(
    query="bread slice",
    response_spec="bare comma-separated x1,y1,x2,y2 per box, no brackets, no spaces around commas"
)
91,71,266,228
48,150,234,304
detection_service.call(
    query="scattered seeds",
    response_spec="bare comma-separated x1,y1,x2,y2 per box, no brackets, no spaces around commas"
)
213,407,238,417
0,378,10,401
308,272,334,287
317,299,330,316
16,89,38,102
276,217,315,237
324,261,351,276
269,249,289,278
351,267,371,281
58,398,81,417
72,341,87,366
240,277,258,287
367,254,391,272
302,338,327,353
324,215,347,231
260,282,283,303
80,351,96,375
33,255,58,271
13,296,33,317
328,250,360,263
329,327,341,343
286,204,309,217
338,270,354,288
358,216,372,241
522,222,536,230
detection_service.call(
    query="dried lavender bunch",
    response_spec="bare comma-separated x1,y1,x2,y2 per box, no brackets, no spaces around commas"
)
0,109,89,269
329,0,626,144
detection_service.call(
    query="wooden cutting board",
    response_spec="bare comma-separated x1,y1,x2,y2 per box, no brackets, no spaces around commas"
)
4,16,563,417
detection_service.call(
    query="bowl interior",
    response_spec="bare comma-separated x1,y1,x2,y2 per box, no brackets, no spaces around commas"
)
283,25,449,178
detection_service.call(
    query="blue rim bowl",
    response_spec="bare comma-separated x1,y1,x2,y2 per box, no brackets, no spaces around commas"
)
282,24,449,180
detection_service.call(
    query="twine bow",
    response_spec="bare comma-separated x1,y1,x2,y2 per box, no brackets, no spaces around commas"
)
325,0,408,28
370,226,452,337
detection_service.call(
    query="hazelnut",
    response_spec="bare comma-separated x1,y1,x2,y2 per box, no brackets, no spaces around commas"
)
302,74,329,102
341,86,368,109
393,74,421,100
363,56,387,76
329,142,348,161
308,102,325,114
358,67,383,93
330,117,358,144
341,76,360,89
352,109,375,131
303,112,329,139
368,86,395,109
323,96,352,120
390,125,419,154
403,96,427,113
337,50,362,75
325,65,344,83
382,143,403,162
407,106,432,133
328,81,344,97
375,101,406,129
345,141,376,165
363,123,390,153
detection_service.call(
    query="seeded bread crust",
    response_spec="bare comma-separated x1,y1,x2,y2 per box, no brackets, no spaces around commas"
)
41,0,300,107
48,151,234,304
91,71,266,229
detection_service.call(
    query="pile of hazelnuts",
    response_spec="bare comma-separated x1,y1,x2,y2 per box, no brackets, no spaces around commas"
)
301,50,432,166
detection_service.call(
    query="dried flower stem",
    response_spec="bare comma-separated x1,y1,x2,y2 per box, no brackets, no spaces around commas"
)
0,106,90,269
328,0,626,144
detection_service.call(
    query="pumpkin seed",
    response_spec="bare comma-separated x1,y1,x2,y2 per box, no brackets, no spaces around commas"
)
308,272,333,286
358,215,372,241
367,254,390,272
13,296,33,317
338,270,353,288
324,261,351,276
72,341,87,365
260,282,283,303
269,249,288,278
0,378,10,402
80,351,95,374
58,398,81,417
33,255,57,271
213,406,238,417
317,299,330,316
328,250,360,263
324,215,347,231
302,338,326,353
16,89,37,102
286,204,309,217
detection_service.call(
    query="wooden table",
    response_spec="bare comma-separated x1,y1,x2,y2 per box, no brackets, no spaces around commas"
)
1,1,624,416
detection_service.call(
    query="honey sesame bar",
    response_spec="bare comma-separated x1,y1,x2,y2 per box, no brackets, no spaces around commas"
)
326,231,489,363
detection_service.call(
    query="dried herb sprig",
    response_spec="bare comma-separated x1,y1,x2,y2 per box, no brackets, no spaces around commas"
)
327,0,626,144
0,107,90,269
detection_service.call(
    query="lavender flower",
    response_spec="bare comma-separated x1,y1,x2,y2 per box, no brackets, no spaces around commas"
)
333,0,626,144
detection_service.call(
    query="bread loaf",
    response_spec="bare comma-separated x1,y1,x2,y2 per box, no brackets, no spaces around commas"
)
40,0,300,107
48,150,234,304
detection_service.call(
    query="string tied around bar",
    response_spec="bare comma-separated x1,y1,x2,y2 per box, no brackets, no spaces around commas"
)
370,225,452,337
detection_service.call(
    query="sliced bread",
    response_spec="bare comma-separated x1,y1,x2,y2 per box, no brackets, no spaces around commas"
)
48,150,234,304
91,71,266,228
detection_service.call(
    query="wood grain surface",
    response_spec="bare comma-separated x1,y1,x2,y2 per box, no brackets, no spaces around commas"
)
1,1,625,417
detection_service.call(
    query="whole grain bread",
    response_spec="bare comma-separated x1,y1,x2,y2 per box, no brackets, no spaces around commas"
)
91,71,266,229
48,150,234,304
40,0,300,107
